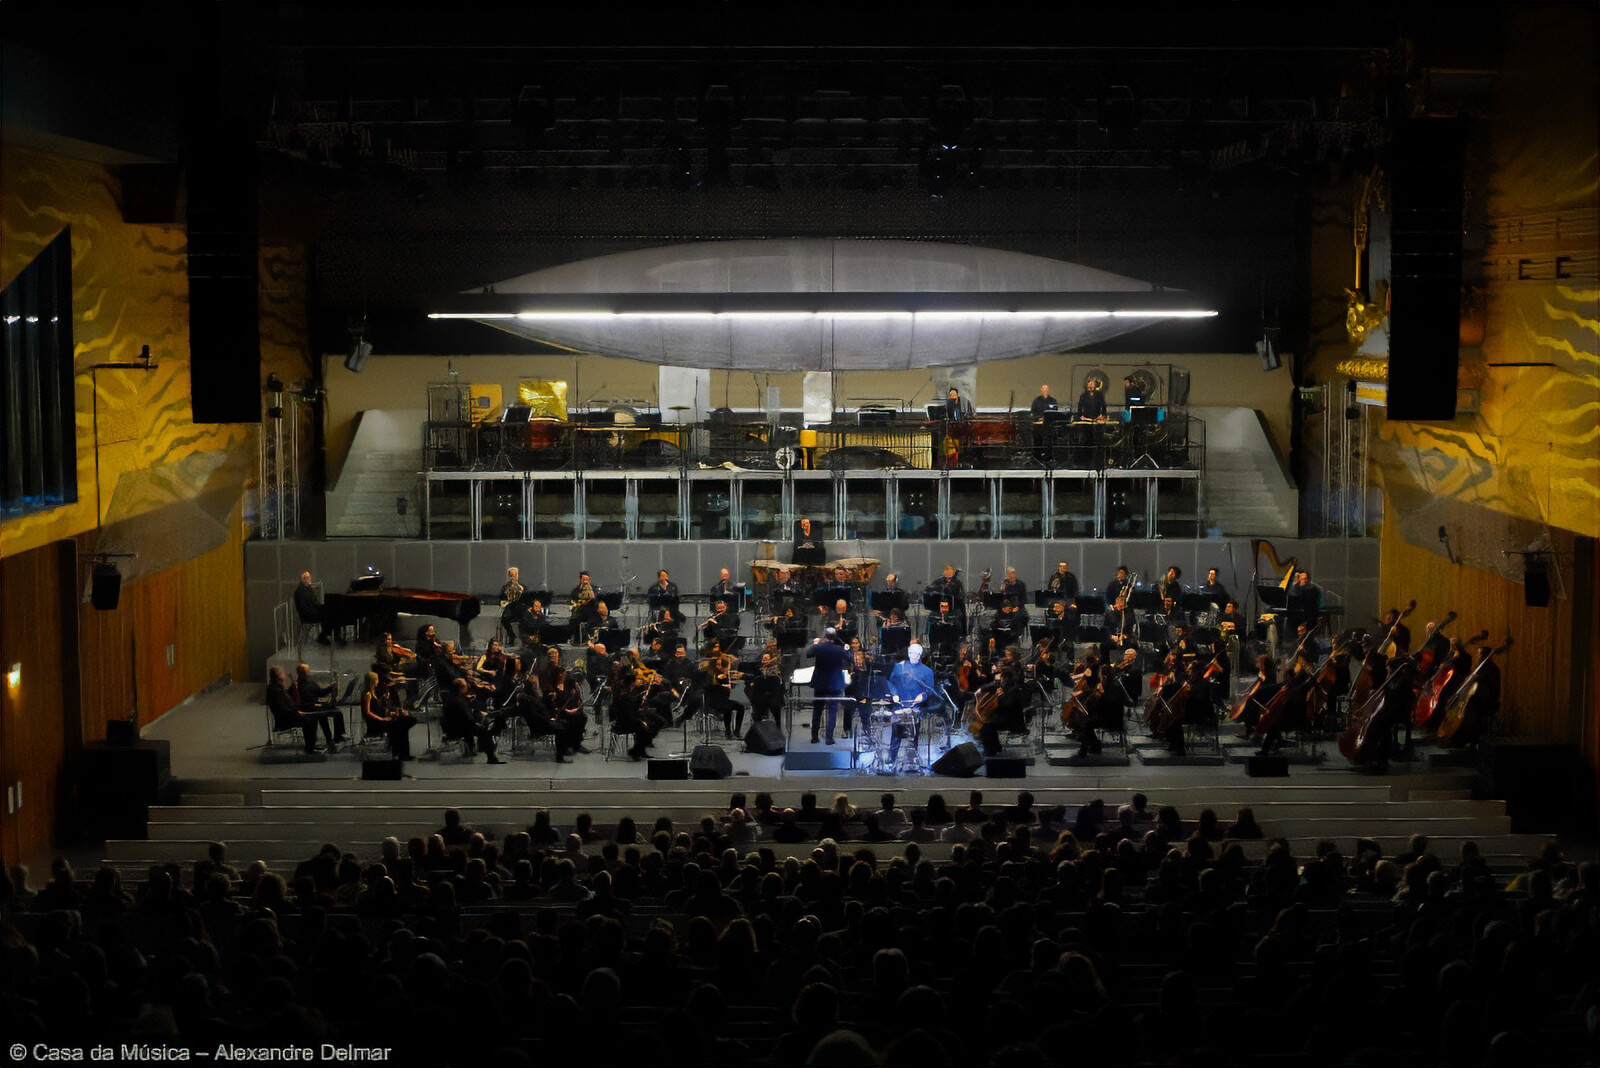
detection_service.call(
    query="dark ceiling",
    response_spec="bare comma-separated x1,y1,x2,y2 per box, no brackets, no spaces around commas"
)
2,1,1505,360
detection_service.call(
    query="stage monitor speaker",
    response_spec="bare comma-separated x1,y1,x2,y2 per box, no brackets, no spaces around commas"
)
648,759,690,780
744,720,786,756
1524,564,1550,607
691,744,734,779
362,758,403,781
91,564,122,610
932,742,984,777
985,756,1027,778
1387,117,1466,422
1247,755,1289,778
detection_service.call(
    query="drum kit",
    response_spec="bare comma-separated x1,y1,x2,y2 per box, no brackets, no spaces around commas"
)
858,699,925,774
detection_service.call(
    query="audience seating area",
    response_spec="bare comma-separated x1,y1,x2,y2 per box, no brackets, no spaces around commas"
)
3,775,1595,1066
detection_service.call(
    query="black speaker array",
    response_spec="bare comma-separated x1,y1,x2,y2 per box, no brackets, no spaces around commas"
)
185,6,260,424
1387,118,1467,422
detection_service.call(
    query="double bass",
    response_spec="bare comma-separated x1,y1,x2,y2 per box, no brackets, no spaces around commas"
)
1339,612,1453,764
1435,637,1512,745
1413,630,1487,728
1352,600,1415,708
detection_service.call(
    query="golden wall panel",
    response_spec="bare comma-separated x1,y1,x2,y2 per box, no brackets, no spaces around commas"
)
0,146,252,559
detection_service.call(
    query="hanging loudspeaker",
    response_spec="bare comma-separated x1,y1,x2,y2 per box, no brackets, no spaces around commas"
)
1524,561,1550,607
91,563,122,611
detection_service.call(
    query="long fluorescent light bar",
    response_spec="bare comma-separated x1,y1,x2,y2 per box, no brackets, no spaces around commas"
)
430,309,1217,321
430,290,1219,322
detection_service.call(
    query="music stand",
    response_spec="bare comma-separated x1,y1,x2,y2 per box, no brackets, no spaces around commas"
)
1029,623,1055,644
519,589,553,610
1181,593,1214,614
925,403,945,421
600,590,623,611
982,591,1006,610
647,593,681,617
539,622,574,646
791,543,826,567
870,589,909,614
593,627,629,651
776,623,809,651
880,625,911,657
921,589,946,611
1075,594,1106,615
814,588,851,611
1137,622,1169,645
928,622,962,648
1076,625,1108,645
1129,588,1162,611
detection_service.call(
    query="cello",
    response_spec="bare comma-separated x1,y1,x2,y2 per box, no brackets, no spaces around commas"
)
1435,637,1511,745
1413,630,1486,729
1061,665,1100,731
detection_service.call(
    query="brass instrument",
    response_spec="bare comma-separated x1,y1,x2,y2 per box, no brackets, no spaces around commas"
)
569,582,596,611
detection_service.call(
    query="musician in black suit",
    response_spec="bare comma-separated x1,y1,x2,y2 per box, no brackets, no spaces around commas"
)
1285,570,1322,637
1044,561,1079,600
442,678,504,763
293,571,332,644
1105,566,1133,606
268,666,337,753
1157,566,1184,605
927,599,963,658
1045,598,1079,642
1075,378,1107,421
498,567,526,644
651,569,679,601
1104,596,1138,658
1000,566,1027,604
1029,383,1059,416
1197,568,1231,610
709,567,739,602
943,386,972,422
928,564,965,611
792,517,826,565
820,598,856,645
773,567,802,604
700,597,740,649
990,599,1028,646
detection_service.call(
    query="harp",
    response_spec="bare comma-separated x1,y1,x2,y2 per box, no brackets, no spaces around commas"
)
1251,539,1297,590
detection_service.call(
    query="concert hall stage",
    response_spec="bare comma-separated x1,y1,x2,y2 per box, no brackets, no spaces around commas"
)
107,669,1567,886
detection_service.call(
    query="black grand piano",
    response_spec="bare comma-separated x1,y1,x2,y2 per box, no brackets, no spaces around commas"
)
323,573,480,644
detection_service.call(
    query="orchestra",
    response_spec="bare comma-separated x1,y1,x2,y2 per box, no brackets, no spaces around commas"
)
282,548,1502,783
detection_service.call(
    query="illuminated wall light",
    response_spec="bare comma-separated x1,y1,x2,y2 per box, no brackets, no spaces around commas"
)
6,663,20,689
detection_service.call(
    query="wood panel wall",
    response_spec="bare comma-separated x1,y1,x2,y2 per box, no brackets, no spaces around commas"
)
0,544,72,869
1379,523,1592,768
77,512,250,740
